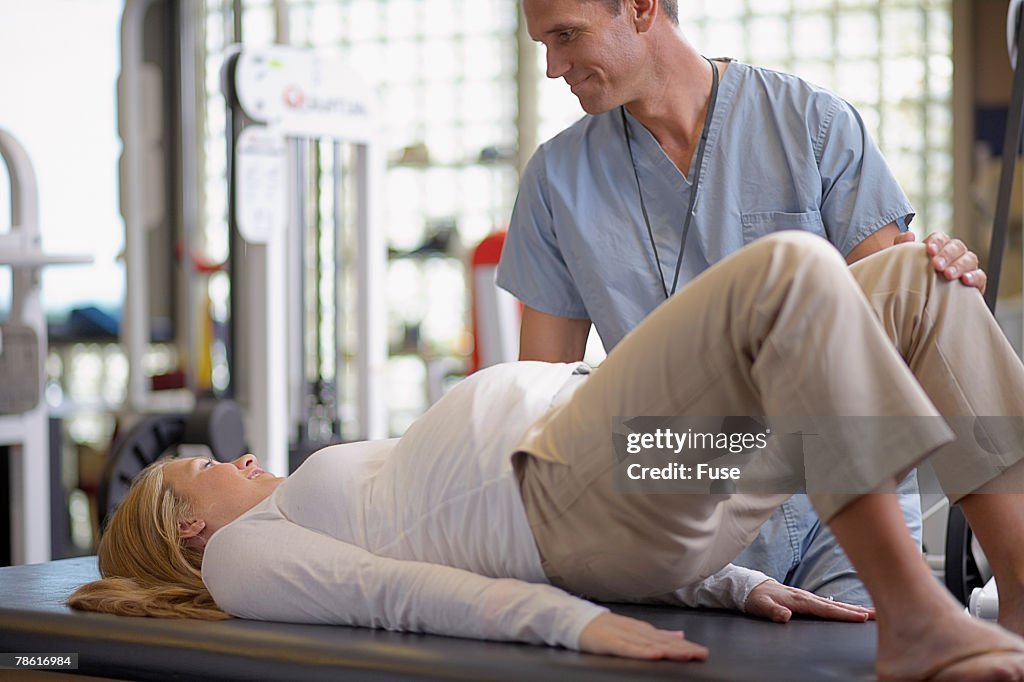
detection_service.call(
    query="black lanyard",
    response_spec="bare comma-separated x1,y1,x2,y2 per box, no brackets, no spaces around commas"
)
620,56,720,299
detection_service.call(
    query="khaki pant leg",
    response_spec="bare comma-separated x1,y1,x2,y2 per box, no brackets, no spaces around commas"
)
516,232,952,601
846,242,1024,502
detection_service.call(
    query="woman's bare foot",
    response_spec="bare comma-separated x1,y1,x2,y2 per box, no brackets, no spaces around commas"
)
876,599,1024,681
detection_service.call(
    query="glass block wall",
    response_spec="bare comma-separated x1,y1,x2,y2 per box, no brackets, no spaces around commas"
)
203,0,954,433
537,0,954,236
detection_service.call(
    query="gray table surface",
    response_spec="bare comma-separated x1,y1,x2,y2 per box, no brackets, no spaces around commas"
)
0,557,877,681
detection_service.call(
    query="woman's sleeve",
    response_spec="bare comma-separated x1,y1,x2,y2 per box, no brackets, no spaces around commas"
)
640,564,772,612
203,520,607,649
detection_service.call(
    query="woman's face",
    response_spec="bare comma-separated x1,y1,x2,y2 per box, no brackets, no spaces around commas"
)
163,454,282,538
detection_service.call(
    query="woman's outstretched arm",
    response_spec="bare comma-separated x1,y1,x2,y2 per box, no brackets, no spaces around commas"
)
203,517,642,651
207,517,708,660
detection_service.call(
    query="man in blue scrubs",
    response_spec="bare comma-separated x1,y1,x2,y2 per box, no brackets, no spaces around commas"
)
497,0,987,607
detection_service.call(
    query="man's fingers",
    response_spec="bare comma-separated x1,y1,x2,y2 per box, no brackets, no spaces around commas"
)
924,231,950,255
964,269,988,294
933,238,968,270
941,246,974,275
922,234,986,292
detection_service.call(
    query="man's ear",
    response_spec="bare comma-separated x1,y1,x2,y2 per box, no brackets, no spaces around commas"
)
177,518,206,540
632,0,657,32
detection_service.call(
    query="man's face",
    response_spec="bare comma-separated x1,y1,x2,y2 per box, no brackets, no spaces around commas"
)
524,0,644,114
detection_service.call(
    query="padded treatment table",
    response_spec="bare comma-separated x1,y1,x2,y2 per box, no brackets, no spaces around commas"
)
0,557,876,681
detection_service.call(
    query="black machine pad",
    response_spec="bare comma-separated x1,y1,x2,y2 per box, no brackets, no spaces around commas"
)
0,557,877,681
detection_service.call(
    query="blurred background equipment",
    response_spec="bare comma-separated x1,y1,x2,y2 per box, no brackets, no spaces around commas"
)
0,129,90,565
0,0,1017,580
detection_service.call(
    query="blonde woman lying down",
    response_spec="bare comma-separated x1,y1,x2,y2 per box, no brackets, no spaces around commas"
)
71,234,1024,681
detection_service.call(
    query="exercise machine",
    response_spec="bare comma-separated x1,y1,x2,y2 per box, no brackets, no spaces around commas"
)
118,0,387,478
222,44,387,474
0,129,91,564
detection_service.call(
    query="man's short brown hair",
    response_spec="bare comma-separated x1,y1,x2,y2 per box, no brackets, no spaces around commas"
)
592,0,679,26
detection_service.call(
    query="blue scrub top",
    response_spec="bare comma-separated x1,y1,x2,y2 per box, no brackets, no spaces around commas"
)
497,60,914,352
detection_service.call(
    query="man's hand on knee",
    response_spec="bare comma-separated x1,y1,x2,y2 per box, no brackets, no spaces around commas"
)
894,231,987,293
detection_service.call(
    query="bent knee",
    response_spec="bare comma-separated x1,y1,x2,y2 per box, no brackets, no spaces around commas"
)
850,241,946,294
867,241,930,269
748,231,846,270
741,231,850,294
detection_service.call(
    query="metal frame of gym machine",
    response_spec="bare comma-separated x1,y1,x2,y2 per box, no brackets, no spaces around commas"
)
119,0,386,479
0,131,91,565
221,42,387,473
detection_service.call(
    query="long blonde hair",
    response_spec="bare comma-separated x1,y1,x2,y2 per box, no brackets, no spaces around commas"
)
67,459,230,620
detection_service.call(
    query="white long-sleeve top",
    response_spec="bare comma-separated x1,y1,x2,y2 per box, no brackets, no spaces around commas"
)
202,362,771,649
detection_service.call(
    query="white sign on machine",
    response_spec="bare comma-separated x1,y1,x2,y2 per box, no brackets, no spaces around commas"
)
227,45,386,476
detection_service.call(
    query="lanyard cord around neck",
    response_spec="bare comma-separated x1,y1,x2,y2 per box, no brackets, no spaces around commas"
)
620,56,720,299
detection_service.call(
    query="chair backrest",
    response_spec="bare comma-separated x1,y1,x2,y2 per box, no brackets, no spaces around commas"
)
469,232,520,374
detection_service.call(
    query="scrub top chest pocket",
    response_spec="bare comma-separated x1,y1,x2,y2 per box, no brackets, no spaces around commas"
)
740,210,827,245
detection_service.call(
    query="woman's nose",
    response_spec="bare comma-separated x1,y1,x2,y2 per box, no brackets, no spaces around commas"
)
233,454,257,470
